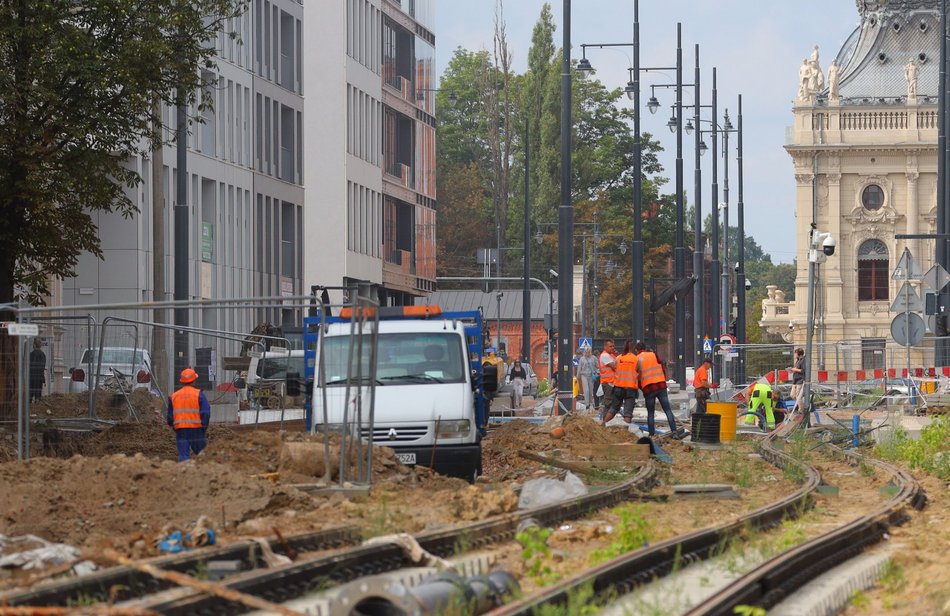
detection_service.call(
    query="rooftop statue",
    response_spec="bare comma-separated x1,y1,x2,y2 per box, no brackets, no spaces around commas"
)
905,58,918,101
797,45,824,103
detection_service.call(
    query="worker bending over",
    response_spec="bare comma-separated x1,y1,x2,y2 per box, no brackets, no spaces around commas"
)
168,368,211,461
693,356,713,414
744,382,778,431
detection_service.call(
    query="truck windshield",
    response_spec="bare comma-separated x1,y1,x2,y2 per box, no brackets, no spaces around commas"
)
257,357,305,380
322,332,465,385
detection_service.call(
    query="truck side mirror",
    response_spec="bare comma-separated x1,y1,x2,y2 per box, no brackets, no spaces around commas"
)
482,363,499,393
286,372,301,396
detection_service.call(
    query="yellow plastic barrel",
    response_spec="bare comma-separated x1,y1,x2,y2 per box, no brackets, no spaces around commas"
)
707,402,738,442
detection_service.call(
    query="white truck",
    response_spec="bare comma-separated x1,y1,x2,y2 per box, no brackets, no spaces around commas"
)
304,306,495,481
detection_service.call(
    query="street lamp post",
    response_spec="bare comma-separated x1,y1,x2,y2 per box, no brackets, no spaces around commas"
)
558,0,574,414
673,23,686,386
721,108,733,380
710,68,721,348
691,44,704,366
522,120,531,362
736,95,746,383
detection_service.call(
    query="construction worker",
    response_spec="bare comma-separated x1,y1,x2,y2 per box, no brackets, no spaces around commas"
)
744,382,778,430
167,368,211,462
597,340,618,421
693,356,713,414
603,340,639,424
635,342,682,437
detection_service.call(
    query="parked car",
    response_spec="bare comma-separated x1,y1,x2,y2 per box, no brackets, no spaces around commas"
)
498,362,539,398
69,347,153,394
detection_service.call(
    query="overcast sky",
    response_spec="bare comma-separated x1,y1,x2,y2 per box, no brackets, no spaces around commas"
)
436,1,862,264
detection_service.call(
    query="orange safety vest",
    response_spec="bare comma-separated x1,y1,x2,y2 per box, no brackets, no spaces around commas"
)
694,364,710,388
614,353,639,389
637,352,666,388
599,351,617,384
170,386,203,430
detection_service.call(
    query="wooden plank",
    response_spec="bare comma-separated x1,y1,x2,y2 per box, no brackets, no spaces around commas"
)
517,450,595,474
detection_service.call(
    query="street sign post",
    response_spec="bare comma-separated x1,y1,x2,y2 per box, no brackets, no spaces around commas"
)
890,312,925,347
4,323,38,337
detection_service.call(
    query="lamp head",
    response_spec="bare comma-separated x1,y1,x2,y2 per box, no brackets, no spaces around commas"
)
685,119,694,135
699,139,708,156
624,80,636,101
647,96,660,114
667,114,677,133
619,240,628,255
577,56,594,73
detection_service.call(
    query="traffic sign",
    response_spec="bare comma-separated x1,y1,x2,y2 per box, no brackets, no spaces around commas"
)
923,263,950,292
578,337,592,350
4,323,39,336
892,248,924,281
889,282,924,313
890,312,925,346
702,339,713,353
719,333,736,353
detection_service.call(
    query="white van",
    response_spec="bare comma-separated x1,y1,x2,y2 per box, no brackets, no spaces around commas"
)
310,308,491,481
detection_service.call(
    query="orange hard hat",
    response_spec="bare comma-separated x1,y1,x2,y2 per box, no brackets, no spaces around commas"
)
180,368,198,384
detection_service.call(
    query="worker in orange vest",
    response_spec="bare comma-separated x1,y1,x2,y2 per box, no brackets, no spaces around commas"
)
603,340,639,424
635,342,683,438
597,340,618,421
693,356,713,414
167,368,211,461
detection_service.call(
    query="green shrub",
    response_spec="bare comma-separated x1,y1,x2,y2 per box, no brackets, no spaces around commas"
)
875,415,950,480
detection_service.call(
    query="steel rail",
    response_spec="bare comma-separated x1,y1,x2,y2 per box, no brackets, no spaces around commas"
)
683,444,926,615
0,527,361,608
120,461,658,615
488,434,822,616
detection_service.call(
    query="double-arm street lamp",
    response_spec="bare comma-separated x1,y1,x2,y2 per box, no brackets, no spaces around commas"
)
577,2,686,382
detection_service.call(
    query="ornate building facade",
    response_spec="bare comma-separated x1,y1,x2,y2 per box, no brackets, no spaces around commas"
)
761,0,942,368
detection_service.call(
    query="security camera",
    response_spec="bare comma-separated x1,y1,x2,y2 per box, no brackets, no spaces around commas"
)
744,278,752,291
788,320,796,330
734,262,740,273
822,234,837,256
549,269,559,278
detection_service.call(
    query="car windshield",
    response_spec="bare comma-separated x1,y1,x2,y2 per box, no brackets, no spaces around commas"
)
257,356,305,380
321,332,465,385
80,349,146,365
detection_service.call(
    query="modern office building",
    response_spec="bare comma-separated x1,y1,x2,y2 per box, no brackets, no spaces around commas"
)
760,0,942,369
304,0,437,306
48,0,306,388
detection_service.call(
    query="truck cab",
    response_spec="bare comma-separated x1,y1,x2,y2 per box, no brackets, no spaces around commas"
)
304,306,493,481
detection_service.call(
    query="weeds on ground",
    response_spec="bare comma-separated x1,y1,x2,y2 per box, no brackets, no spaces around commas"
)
781,431,811,483
849,588,871,609
721,444,756,488
361,492,404,539
589,504,651,565
516,526,559,586
453,529,473,555
732,606,766,616
67,593,99,608
534,581,603,616
858,459,876,477
875,415,950,480
189,561,209,581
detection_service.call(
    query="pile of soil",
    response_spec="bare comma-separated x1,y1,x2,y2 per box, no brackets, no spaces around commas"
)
31,390,165,423
482,416,638,481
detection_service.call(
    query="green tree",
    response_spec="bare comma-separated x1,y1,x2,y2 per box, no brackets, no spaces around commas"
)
0,0,244,417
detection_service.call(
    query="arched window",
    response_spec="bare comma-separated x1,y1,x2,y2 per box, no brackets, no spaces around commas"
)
858,239,889,301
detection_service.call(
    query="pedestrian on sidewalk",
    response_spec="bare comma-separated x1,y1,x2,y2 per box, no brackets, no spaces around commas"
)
577,347,598,411
508,358,527,409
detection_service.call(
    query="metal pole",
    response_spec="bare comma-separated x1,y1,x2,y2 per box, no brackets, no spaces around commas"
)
581,236,588,341
174,92,189,378
711,69,721,373
557,0,574,414
939,0,949,365
592,236,599,338
721,109,730,380
523,121,531,362
802,230,818,428
736,94,746,383
632,0,645,343
692,44,703,366
674,23,686,385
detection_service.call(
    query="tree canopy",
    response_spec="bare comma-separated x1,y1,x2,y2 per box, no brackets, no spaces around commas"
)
0,0,244,304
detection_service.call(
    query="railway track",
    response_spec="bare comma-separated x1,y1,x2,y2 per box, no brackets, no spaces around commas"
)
1,462,658,613
490,432,925,616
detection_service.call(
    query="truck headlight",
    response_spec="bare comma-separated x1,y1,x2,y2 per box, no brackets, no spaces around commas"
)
436,419,471,438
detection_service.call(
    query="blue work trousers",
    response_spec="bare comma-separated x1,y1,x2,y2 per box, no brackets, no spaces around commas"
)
175,428,207,462
644,389,678,436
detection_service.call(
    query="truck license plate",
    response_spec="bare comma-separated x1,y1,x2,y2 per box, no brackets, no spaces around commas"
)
395,453,416,465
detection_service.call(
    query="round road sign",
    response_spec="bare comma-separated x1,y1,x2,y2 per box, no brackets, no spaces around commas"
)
719,333,736,352
890,312,925,347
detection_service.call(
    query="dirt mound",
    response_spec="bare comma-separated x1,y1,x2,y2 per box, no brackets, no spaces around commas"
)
0,453,318,552
483,416,635,480
31,390,164,423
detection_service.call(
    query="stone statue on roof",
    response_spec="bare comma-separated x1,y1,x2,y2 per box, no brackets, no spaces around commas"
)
905,58,919,101
797,45,825,103
828,59,841,102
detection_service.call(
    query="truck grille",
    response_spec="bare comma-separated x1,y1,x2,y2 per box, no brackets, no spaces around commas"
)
361,426,427,443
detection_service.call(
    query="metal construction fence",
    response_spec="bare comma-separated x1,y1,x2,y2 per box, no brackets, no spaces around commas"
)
713,337,950,409
1,289,382,482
